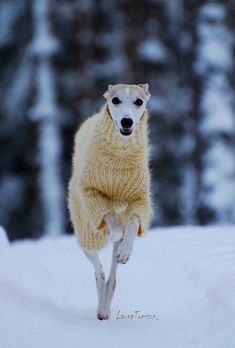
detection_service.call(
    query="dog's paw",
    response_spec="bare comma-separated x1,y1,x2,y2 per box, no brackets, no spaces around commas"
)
115,241,132,264
97,310,110,320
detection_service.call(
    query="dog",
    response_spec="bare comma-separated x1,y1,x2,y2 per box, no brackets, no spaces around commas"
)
68,83,152,320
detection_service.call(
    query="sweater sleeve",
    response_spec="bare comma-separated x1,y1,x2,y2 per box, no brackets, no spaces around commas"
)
125,166,153,236
82,187,111,230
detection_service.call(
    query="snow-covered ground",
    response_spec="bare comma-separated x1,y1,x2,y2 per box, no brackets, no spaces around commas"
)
0,226,235,348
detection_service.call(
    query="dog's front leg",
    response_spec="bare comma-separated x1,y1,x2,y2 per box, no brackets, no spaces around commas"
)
116,216,139,264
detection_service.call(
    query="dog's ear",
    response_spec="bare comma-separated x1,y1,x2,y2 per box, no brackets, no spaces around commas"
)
103,85,113,99
139,83,151,99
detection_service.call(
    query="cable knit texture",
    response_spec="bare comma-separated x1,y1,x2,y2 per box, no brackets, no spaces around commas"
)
68,105,153,250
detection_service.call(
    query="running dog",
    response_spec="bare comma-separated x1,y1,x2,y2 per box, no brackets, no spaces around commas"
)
68,84,152,320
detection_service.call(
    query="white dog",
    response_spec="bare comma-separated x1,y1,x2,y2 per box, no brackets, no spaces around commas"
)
68,84,152,320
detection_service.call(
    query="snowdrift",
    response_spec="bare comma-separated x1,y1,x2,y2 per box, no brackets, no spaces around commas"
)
0,226,235,348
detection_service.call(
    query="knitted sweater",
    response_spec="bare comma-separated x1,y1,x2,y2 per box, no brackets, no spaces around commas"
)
68,105,153,250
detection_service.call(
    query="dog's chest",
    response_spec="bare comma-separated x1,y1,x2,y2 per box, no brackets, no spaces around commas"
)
84,156,145,200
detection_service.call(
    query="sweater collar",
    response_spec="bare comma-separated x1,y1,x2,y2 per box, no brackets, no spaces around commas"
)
96,105,148,159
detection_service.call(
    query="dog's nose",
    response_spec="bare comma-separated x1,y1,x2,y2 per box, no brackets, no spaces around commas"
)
121,117,133,129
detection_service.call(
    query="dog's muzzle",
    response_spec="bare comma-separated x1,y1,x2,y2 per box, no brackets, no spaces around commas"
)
120,117,133,136
120,128,132,136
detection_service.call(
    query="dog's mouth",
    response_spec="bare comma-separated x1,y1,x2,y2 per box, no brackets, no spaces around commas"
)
120,129,132,136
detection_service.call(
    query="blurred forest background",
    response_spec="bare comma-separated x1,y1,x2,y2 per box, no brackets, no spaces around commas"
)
0,0,235,240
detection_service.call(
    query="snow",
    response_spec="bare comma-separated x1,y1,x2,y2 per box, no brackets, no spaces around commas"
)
200,3,226,22
29,0,60,57
201,142,235,221
200,75,235,135
138,38,167,63
0,226,9,247
195,4,233,74
1,226,235,348
149,95,166,113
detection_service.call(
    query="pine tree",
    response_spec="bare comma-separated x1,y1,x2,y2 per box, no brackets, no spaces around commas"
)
0,0,40,239
195,2,235,223
30,0,65,235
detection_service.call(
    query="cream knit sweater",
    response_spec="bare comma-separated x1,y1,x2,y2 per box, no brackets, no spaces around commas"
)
68,105,153,250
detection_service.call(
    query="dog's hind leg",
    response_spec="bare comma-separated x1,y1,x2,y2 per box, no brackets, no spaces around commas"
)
98,240,120,319
83,249,106,320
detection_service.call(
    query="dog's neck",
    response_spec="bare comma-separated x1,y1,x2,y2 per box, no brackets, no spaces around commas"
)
96,105,149,160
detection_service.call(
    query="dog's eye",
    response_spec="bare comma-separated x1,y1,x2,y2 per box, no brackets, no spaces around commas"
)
134,98,143,106
112,97,121,105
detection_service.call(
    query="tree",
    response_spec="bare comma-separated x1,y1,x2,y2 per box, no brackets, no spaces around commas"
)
195,2,235,223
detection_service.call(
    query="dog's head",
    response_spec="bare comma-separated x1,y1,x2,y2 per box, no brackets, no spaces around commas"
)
103,84,151,137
